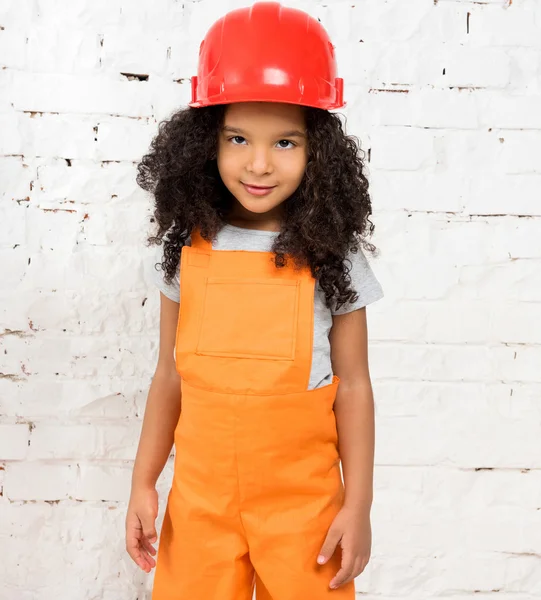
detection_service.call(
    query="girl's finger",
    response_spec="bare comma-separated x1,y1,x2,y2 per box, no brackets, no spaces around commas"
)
341,557,364,585
317,526,342,565
127,540,151,571
141,535,157,556
127,530,155,572
136,536,156,570
330,548,355,589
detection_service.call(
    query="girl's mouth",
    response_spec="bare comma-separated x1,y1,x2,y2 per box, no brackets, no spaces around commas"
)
241,182,277,196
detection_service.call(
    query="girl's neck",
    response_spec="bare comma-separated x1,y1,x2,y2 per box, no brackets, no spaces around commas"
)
225,217,281,233
225,198,284,233
225,207,283,232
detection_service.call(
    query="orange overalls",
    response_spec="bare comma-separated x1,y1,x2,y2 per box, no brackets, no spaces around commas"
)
152,228,355,599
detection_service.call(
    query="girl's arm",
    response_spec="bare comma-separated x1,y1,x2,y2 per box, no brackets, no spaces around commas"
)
131,292,182,490
329,306,375,515
318,307,374,588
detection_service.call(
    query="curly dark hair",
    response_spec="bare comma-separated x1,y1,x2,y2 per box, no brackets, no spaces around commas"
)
136,104,377,312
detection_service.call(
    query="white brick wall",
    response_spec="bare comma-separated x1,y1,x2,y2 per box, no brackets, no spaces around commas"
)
1,0,540,598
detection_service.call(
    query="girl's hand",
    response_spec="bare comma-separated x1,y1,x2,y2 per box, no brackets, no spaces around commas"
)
317,505,372,589
125,485,159,573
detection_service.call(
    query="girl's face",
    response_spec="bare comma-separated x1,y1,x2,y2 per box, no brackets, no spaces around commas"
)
217,102,308,222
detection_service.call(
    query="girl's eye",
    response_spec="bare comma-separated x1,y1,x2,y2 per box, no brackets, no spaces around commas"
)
277,140,295,149
229,136,246,145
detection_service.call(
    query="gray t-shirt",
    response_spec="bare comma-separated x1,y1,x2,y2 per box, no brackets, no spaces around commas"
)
151,224,384,390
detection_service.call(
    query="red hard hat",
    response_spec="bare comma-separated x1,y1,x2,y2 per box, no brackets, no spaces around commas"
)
189,1,345,110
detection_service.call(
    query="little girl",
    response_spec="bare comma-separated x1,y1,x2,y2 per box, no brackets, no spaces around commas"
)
126,2,384,599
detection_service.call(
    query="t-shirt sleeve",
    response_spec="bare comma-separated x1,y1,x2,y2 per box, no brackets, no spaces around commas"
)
151,243,181,304
331,244,384,315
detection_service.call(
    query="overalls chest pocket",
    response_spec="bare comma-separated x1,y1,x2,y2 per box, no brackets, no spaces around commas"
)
195,277,300,361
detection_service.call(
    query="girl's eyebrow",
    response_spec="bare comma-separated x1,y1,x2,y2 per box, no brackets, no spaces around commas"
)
222,125,306,138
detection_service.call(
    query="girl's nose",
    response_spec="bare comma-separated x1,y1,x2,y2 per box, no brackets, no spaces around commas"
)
246,147,273,176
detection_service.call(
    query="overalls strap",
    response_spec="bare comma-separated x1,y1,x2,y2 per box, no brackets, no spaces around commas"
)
189,227,212,252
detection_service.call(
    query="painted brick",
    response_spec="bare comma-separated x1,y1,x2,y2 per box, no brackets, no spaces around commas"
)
1,0,540,598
